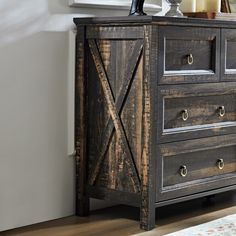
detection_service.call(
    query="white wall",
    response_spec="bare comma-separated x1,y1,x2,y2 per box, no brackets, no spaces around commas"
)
0,0,164,232
0,31,74,231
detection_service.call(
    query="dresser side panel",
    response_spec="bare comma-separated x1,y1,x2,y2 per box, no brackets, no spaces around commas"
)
85,25,145,197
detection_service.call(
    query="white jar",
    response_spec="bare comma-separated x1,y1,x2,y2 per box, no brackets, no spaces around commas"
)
180,0,196,12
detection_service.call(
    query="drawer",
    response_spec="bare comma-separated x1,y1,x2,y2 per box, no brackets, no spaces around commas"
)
158,26,220,84
221,29,236,81
158,82,236,143
164,94,236,129
156,134,236,201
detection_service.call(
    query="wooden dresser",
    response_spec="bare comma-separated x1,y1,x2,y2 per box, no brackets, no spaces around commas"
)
74,16,236,230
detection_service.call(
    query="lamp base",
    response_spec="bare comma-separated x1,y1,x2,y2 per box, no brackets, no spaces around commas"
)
165,0,185,17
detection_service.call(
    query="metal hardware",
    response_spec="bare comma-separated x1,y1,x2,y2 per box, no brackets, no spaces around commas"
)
217,159,224,170
187,54,194,65
179,165,188,177
181,109,189,121
218,106,226,117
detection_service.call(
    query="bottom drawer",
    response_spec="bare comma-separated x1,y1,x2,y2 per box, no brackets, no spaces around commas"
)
156,134,236,202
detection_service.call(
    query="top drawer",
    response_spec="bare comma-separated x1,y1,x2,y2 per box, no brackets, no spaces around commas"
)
158,26,220,84
221,29,236,81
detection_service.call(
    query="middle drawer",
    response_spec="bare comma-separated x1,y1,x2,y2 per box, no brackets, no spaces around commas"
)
158,82,236,143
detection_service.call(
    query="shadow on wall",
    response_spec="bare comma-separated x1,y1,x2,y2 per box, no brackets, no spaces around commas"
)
0,0,49,47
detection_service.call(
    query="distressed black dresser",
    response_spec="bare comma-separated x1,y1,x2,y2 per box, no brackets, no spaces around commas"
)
74,16,236,230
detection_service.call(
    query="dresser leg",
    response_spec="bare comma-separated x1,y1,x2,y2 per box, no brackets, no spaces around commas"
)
140,204,156,230
76,197,90,216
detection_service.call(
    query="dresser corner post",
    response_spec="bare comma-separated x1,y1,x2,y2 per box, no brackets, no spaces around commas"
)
140,24,156,231
139,101,156,231
140,185,156,230
75,25,90,217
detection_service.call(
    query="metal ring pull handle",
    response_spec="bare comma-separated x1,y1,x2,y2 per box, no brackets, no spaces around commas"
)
179,165,188,177
182,109,189,121
218,106,226,117
217,159,224,170
187,54,194,65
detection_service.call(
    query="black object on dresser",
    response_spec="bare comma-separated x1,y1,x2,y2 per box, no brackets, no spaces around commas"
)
73,16,236,230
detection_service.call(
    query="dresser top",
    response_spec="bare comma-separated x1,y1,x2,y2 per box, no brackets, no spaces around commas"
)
74,16,236,28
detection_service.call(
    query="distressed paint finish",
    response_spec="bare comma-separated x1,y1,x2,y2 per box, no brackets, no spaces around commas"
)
75,26,89,216
89,39,144,190
140,25,156,230
74,16,236,231
157,134,236,201
221,29,236,81
158,26,220,84
88,38,142,193
157,82,236,143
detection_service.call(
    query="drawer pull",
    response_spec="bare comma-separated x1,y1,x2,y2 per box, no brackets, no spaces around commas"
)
218,106,226,117
217,159,224,170
187,54,194,65
181,109,189,121
179,165,188,177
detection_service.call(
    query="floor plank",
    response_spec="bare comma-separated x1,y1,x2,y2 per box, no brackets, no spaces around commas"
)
1,191,236,236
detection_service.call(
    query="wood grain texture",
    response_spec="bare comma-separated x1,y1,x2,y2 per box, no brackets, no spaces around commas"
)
88,39,144,188
165,39,212,71
75,26,89,216
164,94,236,129
163,146,236,187
74,15,236,28
158,26,220,84
88,39,141,193
157,134,236,201
139,25,156,231
74,16,236,231
158,82,236,143
221,29,236,81
86,26,144,39
88,186,141,207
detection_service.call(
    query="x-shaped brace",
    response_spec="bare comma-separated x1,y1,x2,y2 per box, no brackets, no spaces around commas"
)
88,39,143,192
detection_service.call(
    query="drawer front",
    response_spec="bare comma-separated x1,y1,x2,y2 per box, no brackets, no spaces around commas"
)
164,94,236,129
221,29,236,81
158,26,220,84
156,134,236,202
158,82,236,143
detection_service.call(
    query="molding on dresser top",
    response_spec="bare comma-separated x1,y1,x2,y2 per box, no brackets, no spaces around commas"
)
68,0,161,13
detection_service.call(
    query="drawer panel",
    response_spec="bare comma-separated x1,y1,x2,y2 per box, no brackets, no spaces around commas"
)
156,134,236,202
165,38,212,71
164,94,236,130
221,29,236,81
158,26,220,84
163,146,236,187
158,83,236,143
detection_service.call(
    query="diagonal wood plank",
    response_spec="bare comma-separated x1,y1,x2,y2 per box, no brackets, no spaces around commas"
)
88,39,142,192
88,39,143,187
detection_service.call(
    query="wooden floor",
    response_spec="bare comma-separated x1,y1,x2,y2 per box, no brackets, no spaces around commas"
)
2,191,236,236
